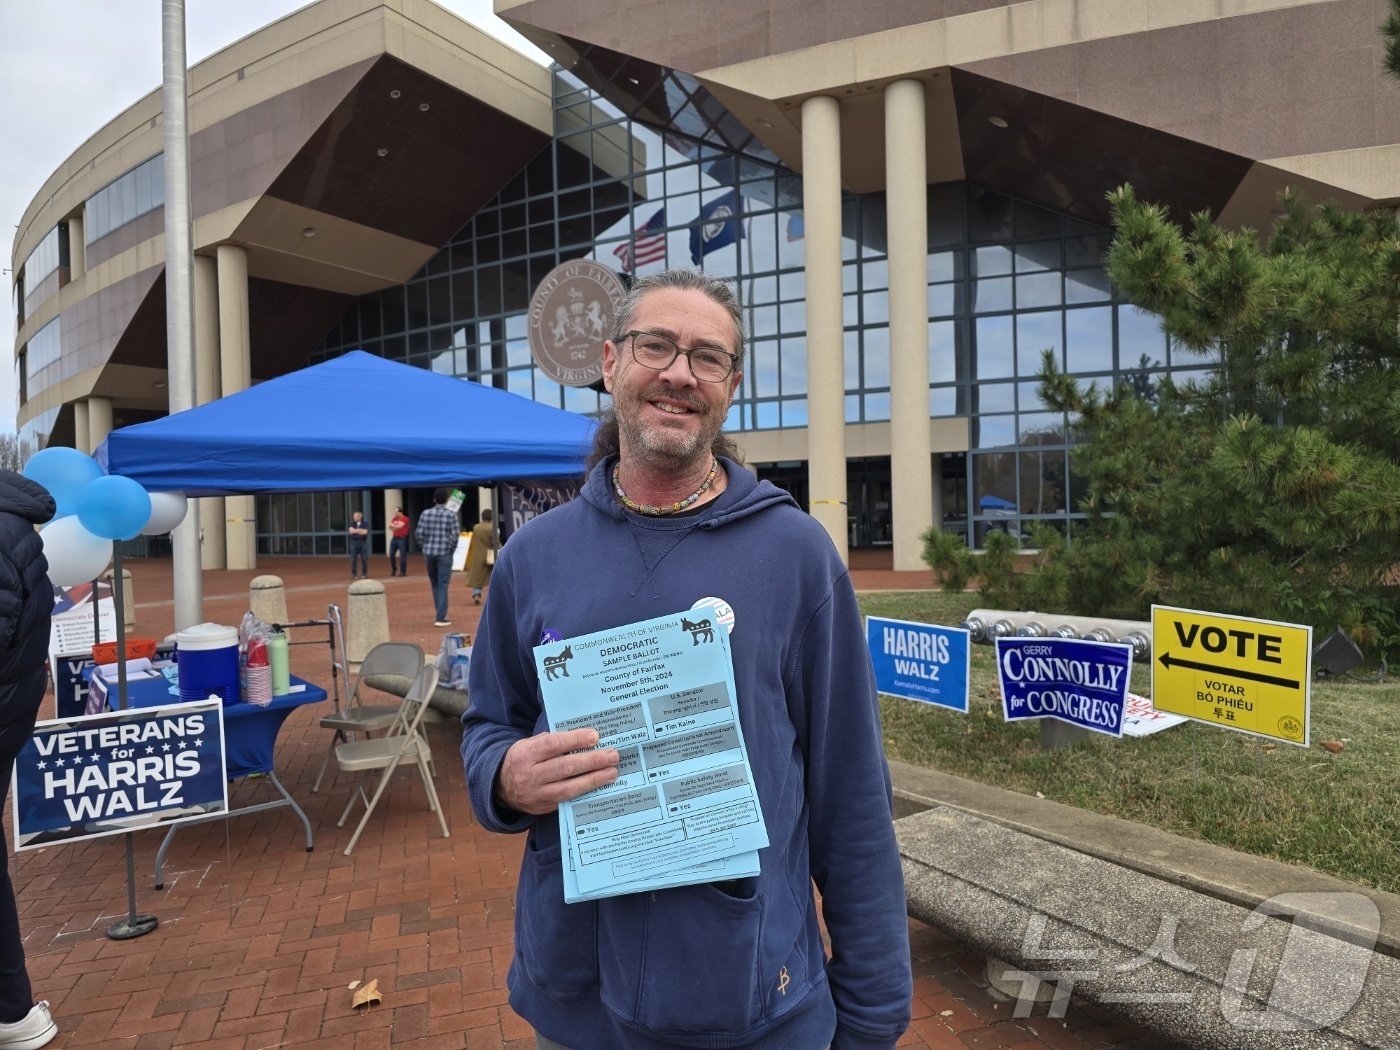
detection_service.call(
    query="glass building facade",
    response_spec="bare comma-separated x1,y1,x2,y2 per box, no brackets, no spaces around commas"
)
259,67,1213,555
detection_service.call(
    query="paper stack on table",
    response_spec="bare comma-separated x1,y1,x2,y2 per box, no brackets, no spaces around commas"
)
534,609,768,903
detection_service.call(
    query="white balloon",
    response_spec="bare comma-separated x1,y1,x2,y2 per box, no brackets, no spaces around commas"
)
141,491,189,535
40,516,114,587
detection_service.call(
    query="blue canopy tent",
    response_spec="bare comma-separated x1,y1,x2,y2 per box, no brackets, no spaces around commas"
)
97,350,598,495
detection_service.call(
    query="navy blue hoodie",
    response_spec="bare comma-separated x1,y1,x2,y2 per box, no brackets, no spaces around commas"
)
461,457,911,1049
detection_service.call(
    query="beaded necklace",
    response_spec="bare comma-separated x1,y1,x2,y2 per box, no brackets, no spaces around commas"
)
613,458,718,516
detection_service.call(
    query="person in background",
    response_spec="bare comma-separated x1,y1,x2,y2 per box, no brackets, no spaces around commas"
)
388,506,411,577
415,488,459,628
0,471,61,1049
465,509,495,605
460,269,910,1050
347,510,369,579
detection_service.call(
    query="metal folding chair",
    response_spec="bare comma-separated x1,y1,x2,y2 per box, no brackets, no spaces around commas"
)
312,640,424,793
335,663,448,855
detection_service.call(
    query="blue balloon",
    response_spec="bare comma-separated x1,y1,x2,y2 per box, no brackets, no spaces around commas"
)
22,446,103,518
76,475,153,541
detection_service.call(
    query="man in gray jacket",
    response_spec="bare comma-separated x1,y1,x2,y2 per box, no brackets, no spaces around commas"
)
0,470,59,1049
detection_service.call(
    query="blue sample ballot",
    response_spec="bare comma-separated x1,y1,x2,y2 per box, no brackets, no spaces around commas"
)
996,637,1131,737
866,616,971,713
12,699,228,849
535,610,768,902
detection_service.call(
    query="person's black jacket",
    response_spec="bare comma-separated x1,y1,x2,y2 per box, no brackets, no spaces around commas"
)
0,471,55,698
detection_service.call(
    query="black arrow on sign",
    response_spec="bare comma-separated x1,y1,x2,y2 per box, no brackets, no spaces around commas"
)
1157,651,1300,690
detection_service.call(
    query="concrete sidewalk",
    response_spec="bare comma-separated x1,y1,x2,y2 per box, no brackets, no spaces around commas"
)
11,555,1177,1048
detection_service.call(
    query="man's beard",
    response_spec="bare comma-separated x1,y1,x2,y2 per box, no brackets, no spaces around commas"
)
616,391,718,471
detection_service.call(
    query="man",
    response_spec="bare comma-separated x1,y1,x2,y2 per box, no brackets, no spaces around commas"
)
347,510,369,579
415,489,458,627
461,270,911,1049
388,506,411,577
0,470,60,1049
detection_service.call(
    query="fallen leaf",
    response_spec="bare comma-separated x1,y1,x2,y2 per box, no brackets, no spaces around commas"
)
1318,740,1344,754
1261,743,1277,752
347,980,361,991
940,1010,954,1017
1035,791,1045,799
352,978,381,1010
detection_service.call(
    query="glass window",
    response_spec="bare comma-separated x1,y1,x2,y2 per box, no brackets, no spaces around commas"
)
843,330,860,390
862,327,890,388
1065,267,1111,304
974,315,1014,379
1065,306,1113,373
972,278,1012,314
1016,271,1061,310
973,244,1014,277
1014,240,1060,273
864,391,890,421
1119,304,1167,368
779,337,807,395
752,340,779,398
1019,448,1067,515
928,250,962,282
1016,310,1063,376
928,319,961,385
927,282,962,318
976,383,1015,414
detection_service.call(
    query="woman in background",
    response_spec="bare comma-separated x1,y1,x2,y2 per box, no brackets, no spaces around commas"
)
465,509,495,605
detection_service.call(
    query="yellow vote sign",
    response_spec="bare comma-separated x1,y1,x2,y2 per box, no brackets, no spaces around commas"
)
1150,606,1312,747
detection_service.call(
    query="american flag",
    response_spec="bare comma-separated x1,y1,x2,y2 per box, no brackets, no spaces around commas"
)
613,208,667,272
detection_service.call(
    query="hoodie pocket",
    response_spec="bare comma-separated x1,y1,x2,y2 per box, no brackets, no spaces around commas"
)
601,883,765,1034
516,839,597,998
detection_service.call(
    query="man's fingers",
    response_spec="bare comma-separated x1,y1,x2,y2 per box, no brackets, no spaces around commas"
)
553,765,620,804
544,744,618,781
527,728,602,760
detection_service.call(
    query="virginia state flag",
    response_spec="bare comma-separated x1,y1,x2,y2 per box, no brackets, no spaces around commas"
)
690,190,742,263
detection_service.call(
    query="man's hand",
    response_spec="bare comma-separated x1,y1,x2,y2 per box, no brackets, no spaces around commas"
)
495,729,619,815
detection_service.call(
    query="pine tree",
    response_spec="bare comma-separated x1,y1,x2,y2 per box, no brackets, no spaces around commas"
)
1035,187,1400,653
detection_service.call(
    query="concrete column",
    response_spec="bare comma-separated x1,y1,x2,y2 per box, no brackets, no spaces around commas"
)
194,253,226,570
801,94,848,564
886,79,933,571
216,244,256,570
102,568,135,629
87,396,113,450
67,216,86,280
249,575,289,625
74,401,90,455
346,578,390,672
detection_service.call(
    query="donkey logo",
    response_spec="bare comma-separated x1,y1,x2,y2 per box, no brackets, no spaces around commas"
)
680,617,714,645
543,645,573,680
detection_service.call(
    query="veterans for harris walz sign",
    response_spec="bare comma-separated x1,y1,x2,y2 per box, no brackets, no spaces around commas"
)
996,637,1131,737
866,617,970,712
12,700,227,851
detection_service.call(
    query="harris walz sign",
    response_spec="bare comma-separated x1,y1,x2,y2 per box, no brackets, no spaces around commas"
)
12,700,228,850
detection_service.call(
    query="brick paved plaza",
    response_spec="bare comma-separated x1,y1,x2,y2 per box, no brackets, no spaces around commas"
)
11,555,1176,1048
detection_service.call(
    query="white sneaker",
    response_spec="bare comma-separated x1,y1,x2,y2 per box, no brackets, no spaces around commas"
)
0,1002,57,1049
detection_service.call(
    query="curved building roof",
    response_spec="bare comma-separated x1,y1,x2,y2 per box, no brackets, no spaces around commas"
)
13,0,551,436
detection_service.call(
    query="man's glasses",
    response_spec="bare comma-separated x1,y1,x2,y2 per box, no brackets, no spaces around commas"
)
621,331,739,383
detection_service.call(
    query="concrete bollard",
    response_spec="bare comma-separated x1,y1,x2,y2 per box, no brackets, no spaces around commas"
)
346,578,390,672
102,568,135,629
250,575,289,625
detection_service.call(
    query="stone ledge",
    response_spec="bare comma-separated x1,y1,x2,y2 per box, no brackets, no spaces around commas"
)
898,806,1400,1050
888,760,1400,959
360,672,468,718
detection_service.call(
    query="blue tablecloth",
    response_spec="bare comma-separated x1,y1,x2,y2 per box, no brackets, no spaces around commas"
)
93,672,327,779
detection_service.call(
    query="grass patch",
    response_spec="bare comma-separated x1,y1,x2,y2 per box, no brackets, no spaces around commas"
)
860,590,1400,893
